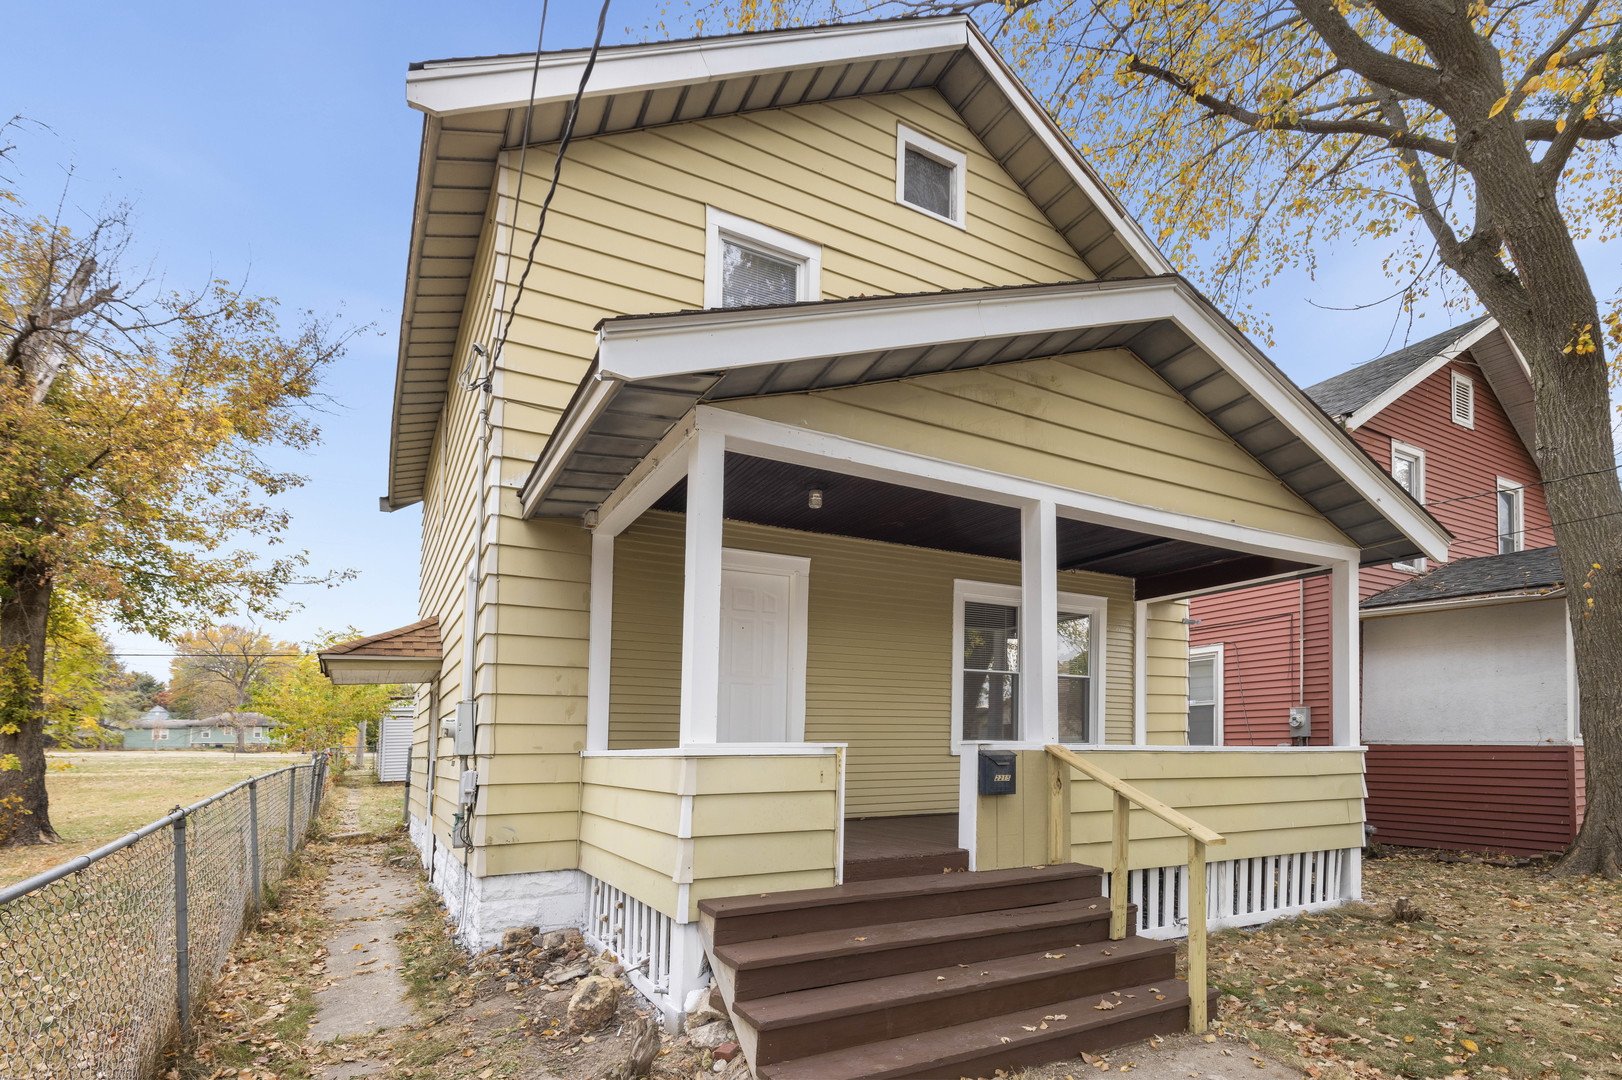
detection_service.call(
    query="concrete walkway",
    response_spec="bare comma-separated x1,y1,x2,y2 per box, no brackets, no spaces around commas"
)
305,790,419,1079
1023,1032,1305,1079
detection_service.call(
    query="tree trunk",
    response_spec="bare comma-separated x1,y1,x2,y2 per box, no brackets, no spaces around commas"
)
0,557,60,847
1458,136,1622,877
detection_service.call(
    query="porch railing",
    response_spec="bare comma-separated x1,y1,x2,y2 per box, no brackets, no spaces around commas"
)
1044,744,1225,1032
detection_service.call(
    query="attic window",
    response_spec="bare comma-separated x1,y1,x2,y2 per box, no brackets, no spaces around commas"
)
704,207,821,309
1450,370,1476,428
896,124,966,228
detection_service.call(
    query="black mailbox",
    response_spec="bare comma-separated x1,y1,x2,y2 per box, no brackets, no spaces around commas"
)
978,749,1016,796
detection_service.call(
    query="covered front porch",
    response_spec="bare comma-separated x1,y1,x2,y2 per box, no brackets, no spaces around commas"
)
519,278,1447,1022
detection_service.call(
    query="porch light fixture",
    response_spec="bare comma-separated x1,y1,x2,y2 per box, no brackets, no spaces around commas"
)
807,488,824,510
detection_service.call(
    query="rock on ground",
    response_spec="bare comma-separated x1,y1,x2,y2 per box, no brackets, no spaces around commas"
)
567,974,623,1033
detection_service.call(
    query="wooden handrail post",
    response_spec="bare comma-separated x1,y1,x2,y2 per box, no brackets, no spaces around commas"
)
1109,791,1129,940
1187,836,1208,1032
1046,749,1069,864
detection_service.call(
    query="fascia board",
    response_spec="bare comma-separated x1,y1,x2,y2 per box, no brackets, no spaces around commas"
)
406,18,970,117
518,372,622,516
960,26,1172,277
384,113,442,511
1359,586,1564,618
1345,316,1500,430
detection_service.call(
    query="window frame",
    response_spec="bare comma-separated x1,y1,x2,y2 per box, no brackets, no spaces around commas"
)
950,579,1108,754
703,206,822,310
1497,477,1525,554
153,728,169,742
1186,644,1224,747
895,124,968,229
1390,439,1428,573
1450,370,1476,429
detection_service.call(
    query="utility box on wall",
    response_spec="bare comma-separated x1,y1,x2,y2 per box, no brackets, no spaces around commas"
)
1289,706,1312,739
978,749,1016,795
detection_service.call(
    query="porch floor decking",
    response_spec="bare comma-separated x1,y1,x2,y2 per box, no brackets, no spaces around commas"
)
843,813,968,882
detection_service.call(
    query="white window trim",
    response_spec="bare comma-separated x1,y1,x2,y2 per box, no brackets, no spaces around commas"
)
1187,644,1224,747
895,123,968,229
1390,439,1428,573
721,547,811,743
1450,370,1476,429
950,579,1107,754
1497,477,1525,554
154,729,169,741
703,207,822,310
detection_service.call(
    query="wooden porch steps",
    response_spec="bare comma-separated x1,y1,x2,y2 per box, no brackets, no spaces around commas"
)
698,864,1209,1079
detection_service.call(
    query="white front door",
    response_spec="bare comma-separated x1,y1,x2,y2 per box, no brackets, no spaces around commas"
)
718,568,793,742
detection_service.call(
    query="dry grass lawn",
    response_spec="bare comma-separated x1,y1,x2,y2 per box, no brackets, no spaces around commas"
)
0,750,312,888
1208,849,1622,1080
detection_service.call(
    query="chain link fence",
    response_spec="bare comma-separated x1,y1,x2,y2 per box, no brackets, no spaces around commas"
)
0,752,331,1080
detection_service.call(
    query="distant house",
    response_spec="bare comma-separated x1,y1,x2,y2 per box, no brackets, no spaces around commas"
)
124,706,193,750
189,711,275,750
1190,319,1584,854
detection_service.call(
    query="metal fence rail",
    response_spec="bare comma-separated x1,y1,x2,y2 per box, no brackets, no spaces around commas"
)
0,752,331,1080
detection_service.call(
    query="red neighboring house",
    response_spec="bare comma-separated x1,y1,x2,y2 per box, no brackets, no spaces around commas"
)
1189,318,1584,854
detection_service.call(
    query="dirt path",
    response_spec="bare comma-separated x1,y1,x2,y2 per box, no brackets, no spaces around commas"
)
305,791,418,1077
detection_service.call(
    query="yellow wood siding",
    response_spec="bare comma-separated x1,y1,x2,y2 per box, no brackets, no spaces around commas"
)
450,88,1101,875
608,511,1137,816
1144,601,1190,744
1067,749,1366,868
716,352,1353,548
580,752,839,921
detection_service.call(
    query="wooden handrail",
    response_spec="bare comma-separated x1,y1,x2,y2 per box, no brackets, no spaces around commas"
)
1044,744,1225,1034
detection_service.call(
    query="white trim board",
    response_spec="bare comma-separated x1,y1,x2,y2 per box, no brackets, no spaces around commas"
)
1343,318,1500,430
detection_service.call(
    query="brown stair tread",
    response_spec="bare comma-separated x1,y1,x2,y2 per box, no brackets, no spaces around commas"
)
699,863,1101,921
757,980,1195,1080
736,935,1175,1030
715,898,1112,971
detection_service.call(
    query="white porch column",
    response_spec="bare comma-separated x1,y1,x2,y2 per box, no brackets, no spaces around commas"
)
679,428,726,745
586,531,614,751
1020,499,1059,743
1330,560,1360,745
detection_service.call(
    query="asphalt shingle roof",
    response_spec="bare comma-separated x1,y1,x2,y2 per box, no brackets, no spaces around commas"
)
1305,317,1491,418
1361,546,1562,609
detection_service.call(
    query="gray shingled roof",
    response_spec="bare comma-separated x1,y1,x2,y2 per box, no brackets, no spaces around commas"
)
1305,317,1491,418
1362,546,1562,609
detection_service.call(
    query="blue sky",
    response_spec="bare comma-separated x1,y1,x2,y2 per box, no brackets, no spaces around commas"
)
6,2,1616,680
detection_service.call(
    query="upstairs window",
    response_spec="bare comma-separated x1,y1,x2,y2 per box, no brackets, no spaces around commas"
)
1390,440,1427,573
1450,370,1476,428
896,124,967,228
704,207,821,310
1498,480,1525,554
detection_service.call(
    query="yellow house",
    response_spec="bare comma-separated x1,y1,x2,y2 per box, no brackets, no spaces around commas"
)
324,15,1449,1065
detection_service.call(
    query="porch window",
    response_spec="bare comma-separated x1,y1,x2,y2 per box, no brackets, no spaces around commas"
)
954,582,1106,746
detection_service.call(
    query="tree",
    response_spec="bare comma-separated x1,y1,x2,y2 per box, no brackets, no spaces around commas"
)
167,623,296,751
1,161,357,845
251,631,401,753
702,0,1622,872
40,592,119,748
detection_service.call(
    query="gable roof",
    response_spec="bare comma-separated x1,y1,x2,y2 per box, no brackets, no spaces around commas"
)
1362,546,1562,610
520,275,1452,567
318,618,443,685
386,15,1173,510
1305,317,1492,418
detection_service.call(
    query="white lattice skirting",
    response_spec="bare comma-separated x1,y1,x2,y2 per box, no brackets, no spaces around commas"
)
581,876,708,1029
1105,848,1359,939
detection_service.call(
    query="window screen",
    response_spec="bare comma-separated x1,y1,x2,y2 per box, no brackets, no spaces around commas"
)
1187,655,1217,746
1057,611,1092,743
903,147,954,219
961,601,1019,741
720,239,798,308
1498,487,1523,554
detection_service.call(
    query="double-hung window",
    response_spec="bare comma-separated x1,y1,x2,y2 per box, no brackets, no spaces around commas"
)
1497,479,1525,554
1390,440,1427,573
1186,646,1223,746
704,207,821,310
953,581,1106,747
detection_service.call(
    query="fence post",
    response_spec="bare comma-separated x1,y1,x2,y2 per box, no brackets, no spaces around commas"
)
287,769,298,854
248,779,261,911
173,810,191,1043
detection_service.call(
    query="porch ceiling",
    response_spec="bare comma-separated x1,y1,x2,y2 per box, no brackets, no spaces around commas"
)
651,453,1312,596
520,277,1448,568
